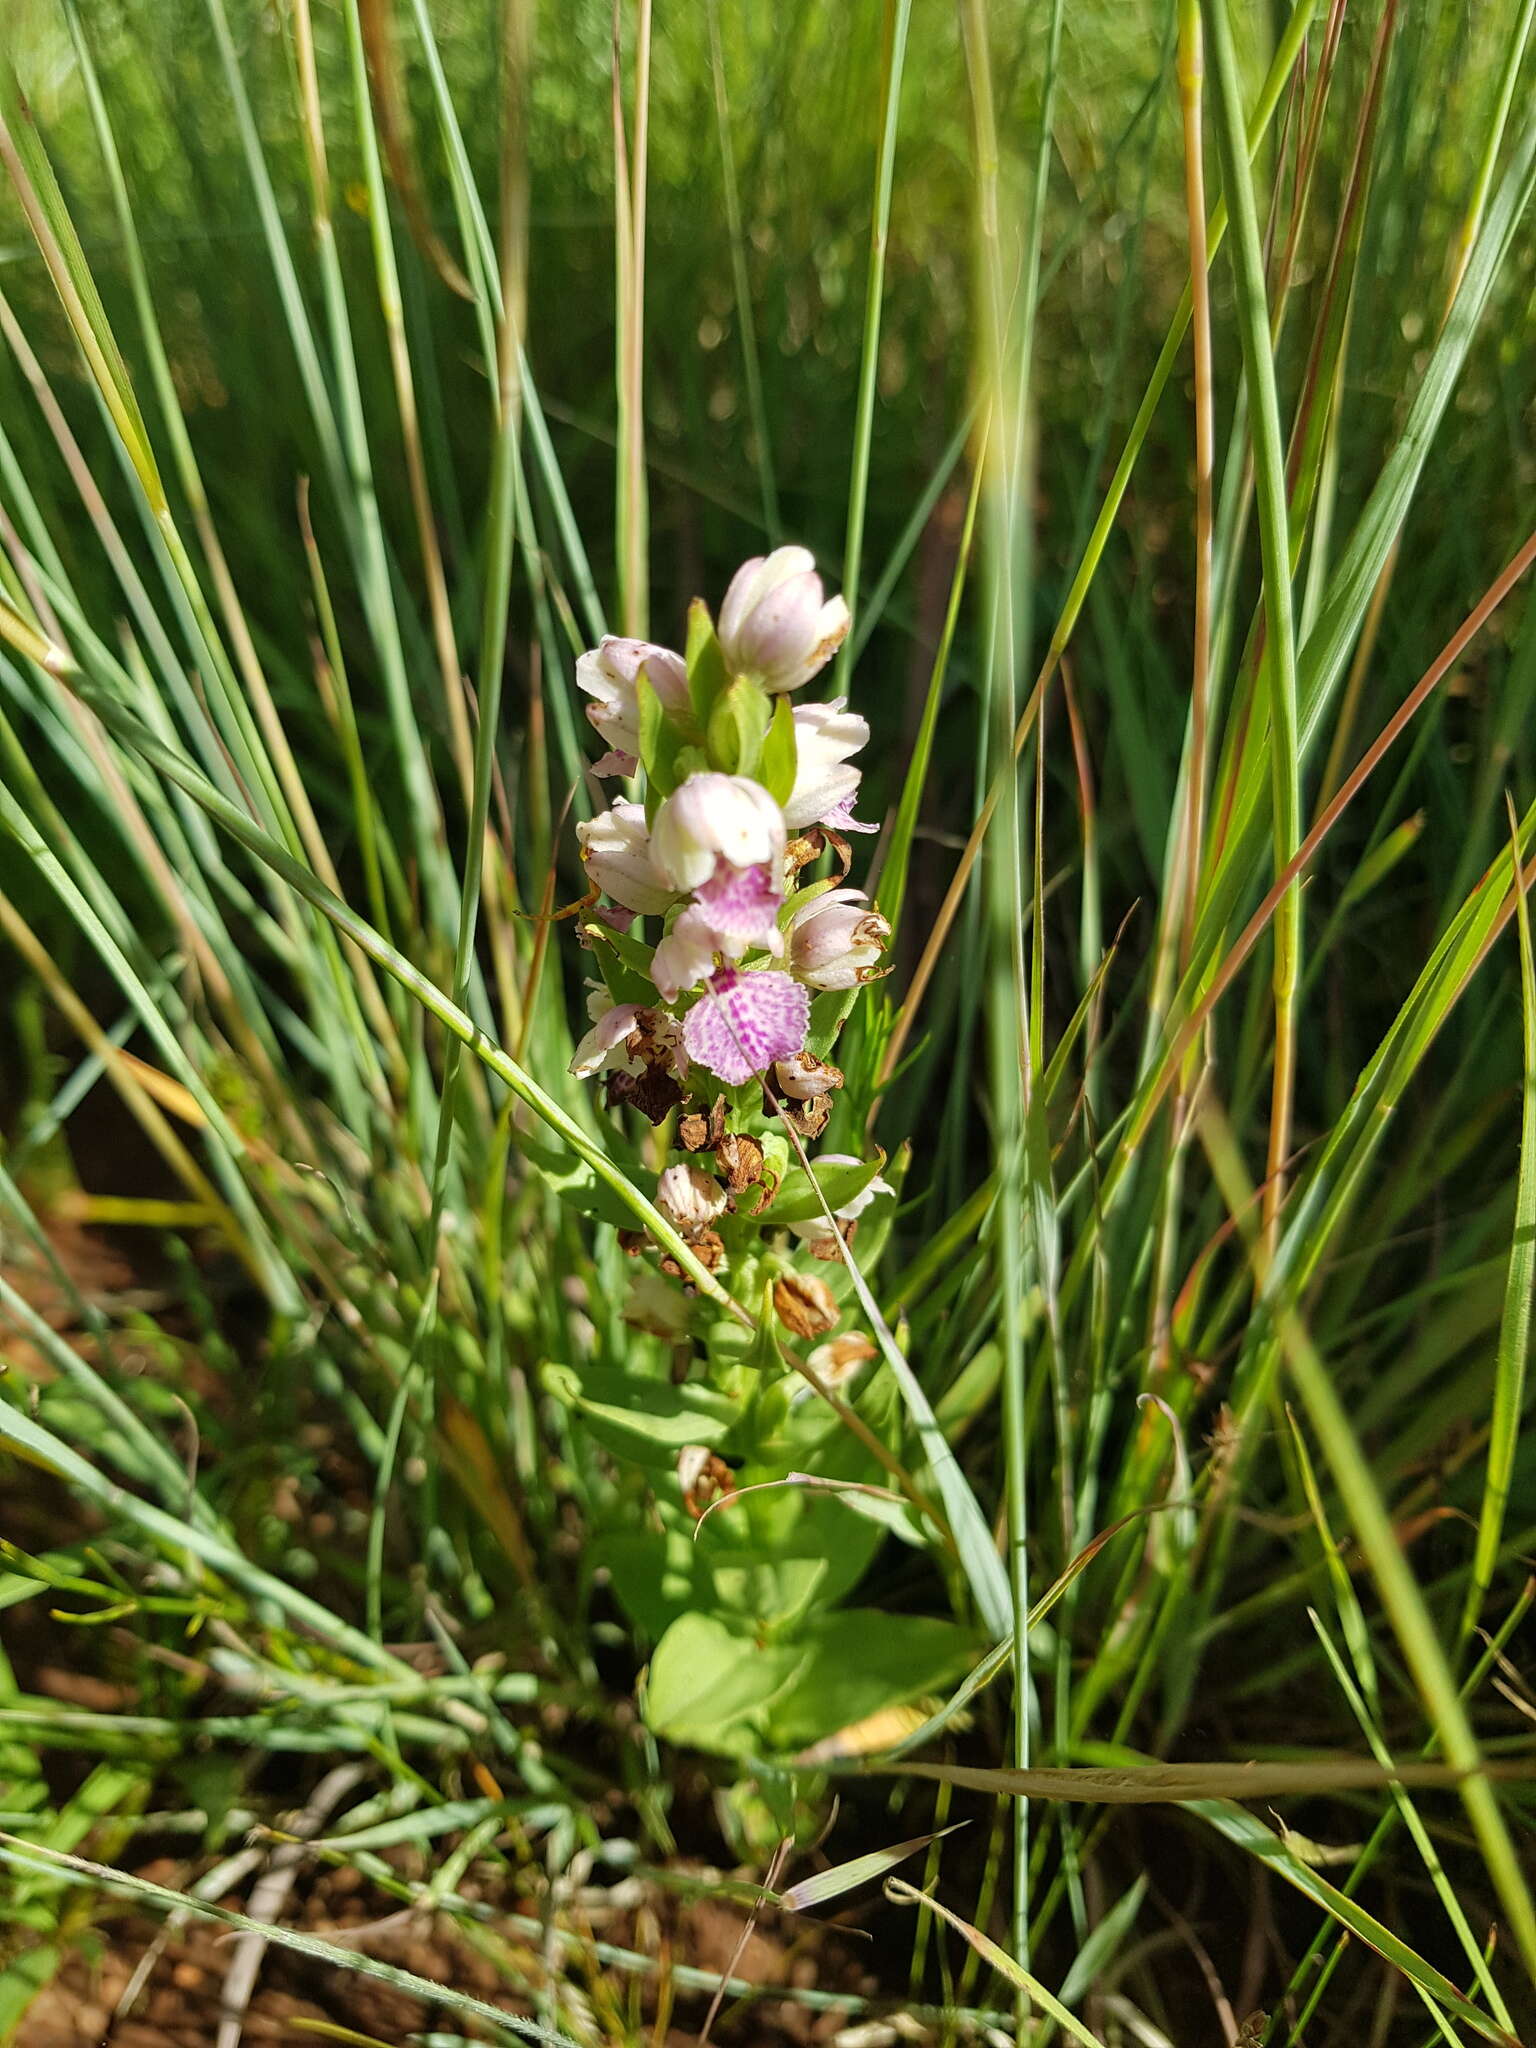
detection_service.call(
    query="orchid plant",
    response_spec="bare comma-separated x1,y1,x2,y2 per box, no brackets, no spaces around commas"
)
552,551,974,1777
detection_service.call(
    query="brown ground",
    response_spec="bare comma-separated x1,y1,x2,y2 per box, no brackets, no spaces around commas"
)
14,1867,880,2047
2,1211,888,2048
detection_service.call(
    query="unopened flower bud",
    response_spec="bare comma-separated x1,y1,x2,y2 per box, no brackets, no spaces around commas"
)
569,1001,642,1080
787,888,890,990
788,1153,894,1253
655,1162,728,1237
718,547,850,693
822,1155,894,1223
773,1270,840,1339
651,773,787,893
577,801,676,915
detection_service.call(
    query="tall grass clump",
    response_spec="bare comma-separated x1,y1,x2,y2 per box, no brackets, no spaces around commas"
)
1,0,1535,2039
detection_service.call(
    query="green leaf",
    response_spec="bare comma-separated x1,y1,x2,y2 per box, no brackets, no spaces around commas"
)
766,1609,977,1753
644,1612,811,1757
776,1823,966,1913
541,1363,741,1467
1462,800,1536,1644
805,986,860,1058
760,694,799,806
766,1153,888,1225
885,1880,1105,2048
636,673,683,797
685,598,730,722
644,1608,974,1760
705,677,771,778
580,920,660,1007
518,1135,653,1229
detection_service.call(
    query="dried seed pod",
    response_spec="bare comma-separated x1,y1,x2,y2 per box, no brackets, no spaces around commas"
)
806,1332,878,1390
606,1062,684,1124
780,1092,833,1141
805,1219,854,1262
773,1269,839,1339
715,1132,765,1193
662,1229,725,1277
774,1050,843,1100
677,1443,736,1519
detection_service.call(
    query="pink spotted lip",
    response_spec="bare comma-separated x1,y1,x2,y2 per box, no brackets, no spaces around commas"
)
683,969,811,1086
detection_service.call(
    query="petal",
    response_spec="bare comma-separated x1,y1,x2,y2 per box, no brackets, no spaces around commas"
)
652,907,721,1000
693,858,783,954
783,762,861,831
569,1002,642,1077
683,970,811,1086
820,791,879,833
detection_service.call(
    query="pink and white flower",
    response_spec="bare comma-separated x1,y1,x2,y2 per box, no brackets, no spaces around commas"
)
652,861,786,998
819,790,879,835
717,547,850,693
576,636,690,772
577,801,676,915
651,772,786,892
786,888,890,990
651,906,723,1001
683,968,811,1086
693,858,783,954
785,700,868,830
569,1000,643,1079
569,997,685,1081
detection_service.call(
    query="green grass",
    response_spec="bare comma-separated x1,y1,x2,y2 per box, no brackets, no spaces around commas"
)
2,0,1536,2039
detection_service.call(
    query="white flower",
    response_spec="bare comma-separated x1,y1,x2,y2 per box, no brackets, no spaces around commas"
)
651,772,787,892
786,888,890,990
788,1152,894,1249
576,636,690,768
717,547,850,693
784,699,868,830
577,801,676,915
655,1162,728,1236
569,1001,642,1078
570,1000,687,1082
